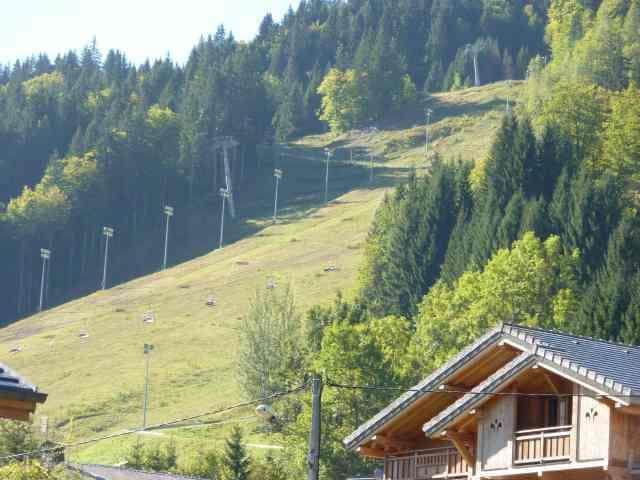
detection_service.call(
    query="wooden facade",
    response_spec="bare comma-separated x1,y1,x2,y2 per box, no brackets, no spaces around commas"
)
347,325,640,480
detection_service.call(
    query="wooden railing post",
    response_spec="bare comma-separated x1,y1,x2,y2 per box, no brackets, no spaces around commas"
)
413,452,417,480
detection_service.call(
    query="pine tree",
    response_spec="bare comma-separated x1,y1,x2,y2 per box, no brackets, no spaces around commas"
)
222,426,250,480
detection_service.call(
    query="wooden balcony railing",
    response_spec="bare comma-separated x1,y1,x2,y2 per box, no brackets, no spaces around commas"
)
385,447,471,480
513,426,571,465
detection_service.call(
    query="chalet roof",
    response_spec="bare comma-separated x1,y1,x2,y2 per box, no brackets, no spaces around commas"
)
502,323,640,397
421,352,534,437
344,323,640,451
71,464,204,480
0,363,47,403
342,325,505,450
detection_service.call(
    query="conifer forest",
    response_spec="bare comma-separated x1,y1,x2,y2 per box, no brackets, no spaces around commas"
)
1,0,640,478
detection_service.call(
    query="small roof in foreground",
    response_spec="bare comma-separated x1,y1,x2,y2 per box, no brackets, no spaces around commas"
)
72,464,205,480
344,323,640,451
0,363,47,404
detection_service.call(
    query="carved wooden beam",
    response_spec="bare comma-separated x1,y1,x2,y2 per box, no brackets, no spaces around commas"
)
357,446,386,459
371,434,413,452
458,407,484,432
541,371,561,395
445,431,476,467
438,384,470,393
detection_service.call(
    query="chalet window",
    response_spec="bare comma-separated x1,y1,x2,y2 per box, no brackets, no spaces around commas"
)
517,396,571,430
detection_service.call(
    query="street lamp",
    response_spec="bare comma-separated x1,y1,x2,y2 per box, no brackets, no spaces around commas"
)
101,226,114,290
162,206,174,270
142,343,154,429
219,188,231,249
323,148,333,204
425,109,433,160
273,169,283,222
38,248,51,312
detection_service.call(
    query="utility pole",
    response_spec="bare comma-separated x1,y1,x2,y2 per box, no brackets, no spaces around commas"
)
273,169,283,222
219,188,230,249
101,226,114,290
307,375,323,480
162,206,174,270
142,343,154,429
38,248,51,312
424,109,433,160
323,148,333,205
506,80,513,116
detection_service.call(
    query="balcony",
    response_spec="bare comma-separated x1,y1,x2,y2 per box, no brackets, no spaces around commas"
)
385,447,471,480
513,426,571,465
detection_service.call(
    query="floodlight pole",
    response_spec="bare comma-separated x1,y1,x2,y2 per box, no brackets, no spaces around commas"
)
162,206,174,270
425,109,433,160
38,249,51,312
101,227,114,290
142,343,154,429
273,169,283,222
219,188,230,249
324,149,333,205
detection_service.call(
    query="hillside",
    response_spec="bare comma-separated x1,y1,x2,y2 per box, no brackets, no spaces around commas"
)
0,82,517,463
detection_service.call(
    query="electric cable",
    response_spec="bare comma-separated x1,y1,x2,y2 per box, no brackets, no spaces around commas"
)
0,383,307,462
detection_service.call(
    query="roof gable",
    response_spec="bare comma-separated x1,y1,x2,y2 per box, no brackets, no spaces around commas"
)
345,323,640,451
422,352,534,437
342,325,504,450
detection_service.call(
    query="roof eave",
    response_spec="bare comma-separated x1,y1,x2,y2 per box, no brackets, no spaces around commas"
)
343,325,505,450
422,352,535,437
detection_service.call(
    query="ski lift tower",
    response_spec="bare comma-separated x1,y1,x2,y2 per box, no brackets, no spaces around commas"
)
212,136,240,219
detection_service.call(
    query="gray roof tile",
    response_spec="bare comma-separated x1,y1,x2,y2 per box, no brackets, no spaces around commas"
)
0,363,46,403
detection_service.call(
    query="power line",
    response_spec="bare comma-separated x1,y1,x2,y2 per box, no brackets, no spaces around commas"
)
325,381,631,399
0,384,307,462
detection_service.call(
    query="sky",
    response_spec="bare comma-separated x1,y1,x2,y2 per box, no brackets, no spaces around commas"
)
0,0,300,66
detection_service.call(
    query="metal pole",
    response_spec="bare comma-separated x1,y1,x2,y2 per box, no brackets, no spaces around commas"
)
307,375,323,480
425,110,432,160
142,343,153,429
101,235,109,290
219,194,226,249
273,176,280,221
324,151,330,204
163,213,170,270
38,256,46,312
143,352,150,429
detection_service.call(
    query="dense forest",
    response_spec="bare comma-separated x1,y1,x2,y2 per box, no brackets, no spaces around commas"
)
235,0,640,478
2,0,640,479
0,0,549,322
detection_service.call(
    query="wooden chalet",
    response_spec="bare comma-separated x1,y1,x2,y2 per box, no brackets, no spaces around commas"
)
345,324,640,480
0,363,47,420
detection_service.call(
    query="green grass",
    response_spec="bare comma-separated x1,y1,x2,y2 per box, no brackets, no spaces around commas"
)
0,81,520,464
